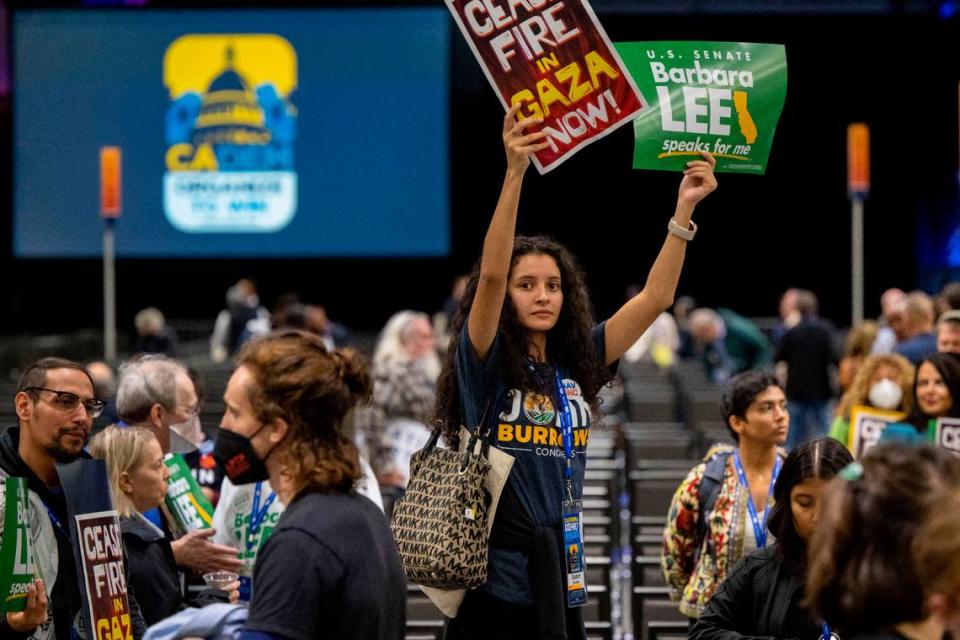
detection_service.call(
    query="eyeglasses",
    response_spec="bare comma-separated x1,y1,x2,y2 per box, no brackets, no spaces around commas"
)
180,404,201,418
26,387,106,418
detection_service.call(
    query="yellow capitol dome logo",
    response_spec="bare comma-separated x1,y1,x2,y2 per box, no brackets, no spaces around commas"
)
163,33,298,233
192,45,271,147
164,34,297,172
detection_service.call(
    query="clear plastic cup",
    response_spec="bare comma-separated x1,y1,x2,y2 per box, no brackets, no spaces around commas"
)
202,571,239,591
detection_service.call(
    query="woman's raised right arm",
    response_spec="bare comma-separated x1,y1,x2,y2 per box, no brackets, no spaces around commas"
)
467,104,547,360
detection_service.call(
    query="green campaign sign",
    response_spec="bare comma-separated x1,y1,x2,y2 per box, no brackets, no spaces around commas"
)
0,477,35,614
615,41,787,174
164,454,214,533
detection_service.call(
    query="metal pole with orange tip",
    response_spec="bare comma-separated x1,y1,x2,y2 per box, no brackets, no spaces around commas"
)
100,147,121,363
848,124,870,327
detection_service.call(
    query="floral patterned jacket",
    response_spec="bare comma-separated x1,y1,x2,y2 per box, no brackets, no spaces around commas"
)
660,444,786,618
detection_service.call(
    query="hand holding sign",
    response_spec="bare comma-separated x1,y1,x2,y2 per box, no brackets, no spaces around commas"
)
615,41,787,174
5,578,47,632
503,105,549,175
447,0,646,172
677,152,718,208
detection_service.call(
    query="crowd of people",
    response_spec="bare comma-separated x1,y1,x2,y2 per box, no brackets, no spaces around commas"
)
4,108,960,640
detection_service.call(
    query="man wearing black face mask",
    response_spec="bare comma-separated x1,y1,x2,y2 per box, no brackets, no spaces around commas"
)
214,424,277,484
209,413,286,604
213,331,405,640
211,365,383,602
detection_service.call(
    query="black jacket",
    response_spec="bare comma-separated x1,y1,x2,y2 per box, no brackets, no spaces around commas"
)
121,515,185,626
0,426,146,640
690,545,820,640
121,514,227,626
775,316,838,403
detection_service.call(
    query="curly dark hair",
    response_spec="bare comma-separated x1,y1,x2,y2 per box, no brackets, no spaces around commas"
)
433,236,607,441
236,330,372,495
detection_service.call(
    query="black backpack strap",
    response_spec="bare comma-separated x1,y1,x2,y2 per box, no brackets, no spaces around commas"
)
693,450,732,565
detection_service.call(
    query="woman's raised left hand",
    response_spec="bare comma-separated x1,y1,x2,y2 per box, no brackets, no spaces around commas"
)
677,151,718,208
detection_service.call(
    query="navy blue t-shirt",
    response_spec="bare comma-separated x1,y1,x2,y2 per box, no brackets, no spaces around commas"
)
455,323,612,605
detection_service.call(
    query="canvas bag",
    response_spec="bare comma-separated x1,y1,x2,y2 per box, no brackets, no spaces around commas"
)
419,426,514,618
390,415,495,589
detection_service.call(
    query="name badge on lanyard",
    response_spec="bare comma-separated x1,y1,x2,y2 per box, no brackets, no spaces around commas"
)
733,451,782,549
562,499,587,607
556,368,587,608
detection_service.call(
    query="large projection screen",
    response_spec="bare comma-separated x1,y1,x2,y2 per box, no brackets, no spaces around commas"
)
13,8,450,257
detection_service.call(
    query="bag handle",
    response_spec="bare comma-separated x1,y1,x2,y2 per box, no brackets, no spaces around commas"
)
458,393,496,473
419,392,495,472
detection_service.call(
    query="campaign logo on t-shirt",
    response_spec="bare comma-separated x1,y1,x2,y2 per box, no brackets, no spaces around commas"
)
523,393,556,425
496,380,591,458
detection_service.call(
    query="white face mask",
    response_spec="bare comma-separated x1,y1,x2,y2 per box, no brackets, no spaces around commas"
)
169,414,204,454
868,378,903,410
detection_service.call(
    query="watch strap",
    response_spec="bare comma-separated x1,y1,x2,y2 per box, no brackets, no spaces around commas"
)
668,218,697,241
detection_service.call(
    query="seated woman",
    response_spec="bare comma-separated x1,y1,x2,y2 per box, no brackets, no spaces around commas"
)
806,443,960,640
829,353,914,446
89,426,237,626
689,437,853,640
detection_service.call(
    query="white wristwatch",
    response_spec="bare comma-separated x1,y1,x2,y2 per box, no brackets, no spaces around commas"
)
667,218,697,241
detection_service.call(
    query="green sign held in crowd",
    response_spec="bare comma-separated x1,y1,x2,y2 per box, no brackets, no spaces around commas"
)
615,41,787,174
0,477,36,614
164,454,214,533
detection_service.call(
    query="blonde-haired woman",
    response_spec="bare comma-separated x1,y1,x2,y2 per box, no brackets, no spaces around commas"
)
829,354,915,447
89,426,236,626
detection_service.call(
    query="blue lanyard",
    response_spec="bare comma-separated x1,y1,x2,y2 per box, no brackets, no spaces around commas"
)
45,504,65,534
246,482,276,550
40,498,68,537
821,623,832,640
732,451,782,549
554,368,576,500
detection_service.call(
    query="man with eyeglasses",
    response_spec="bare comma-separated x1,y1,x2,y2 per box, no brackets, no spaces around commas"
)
0,357,146,639
115,355,242,576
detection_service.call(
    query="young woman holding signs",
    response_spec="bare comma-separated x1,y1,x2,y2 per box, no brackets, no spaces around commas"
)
436,105,717,639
